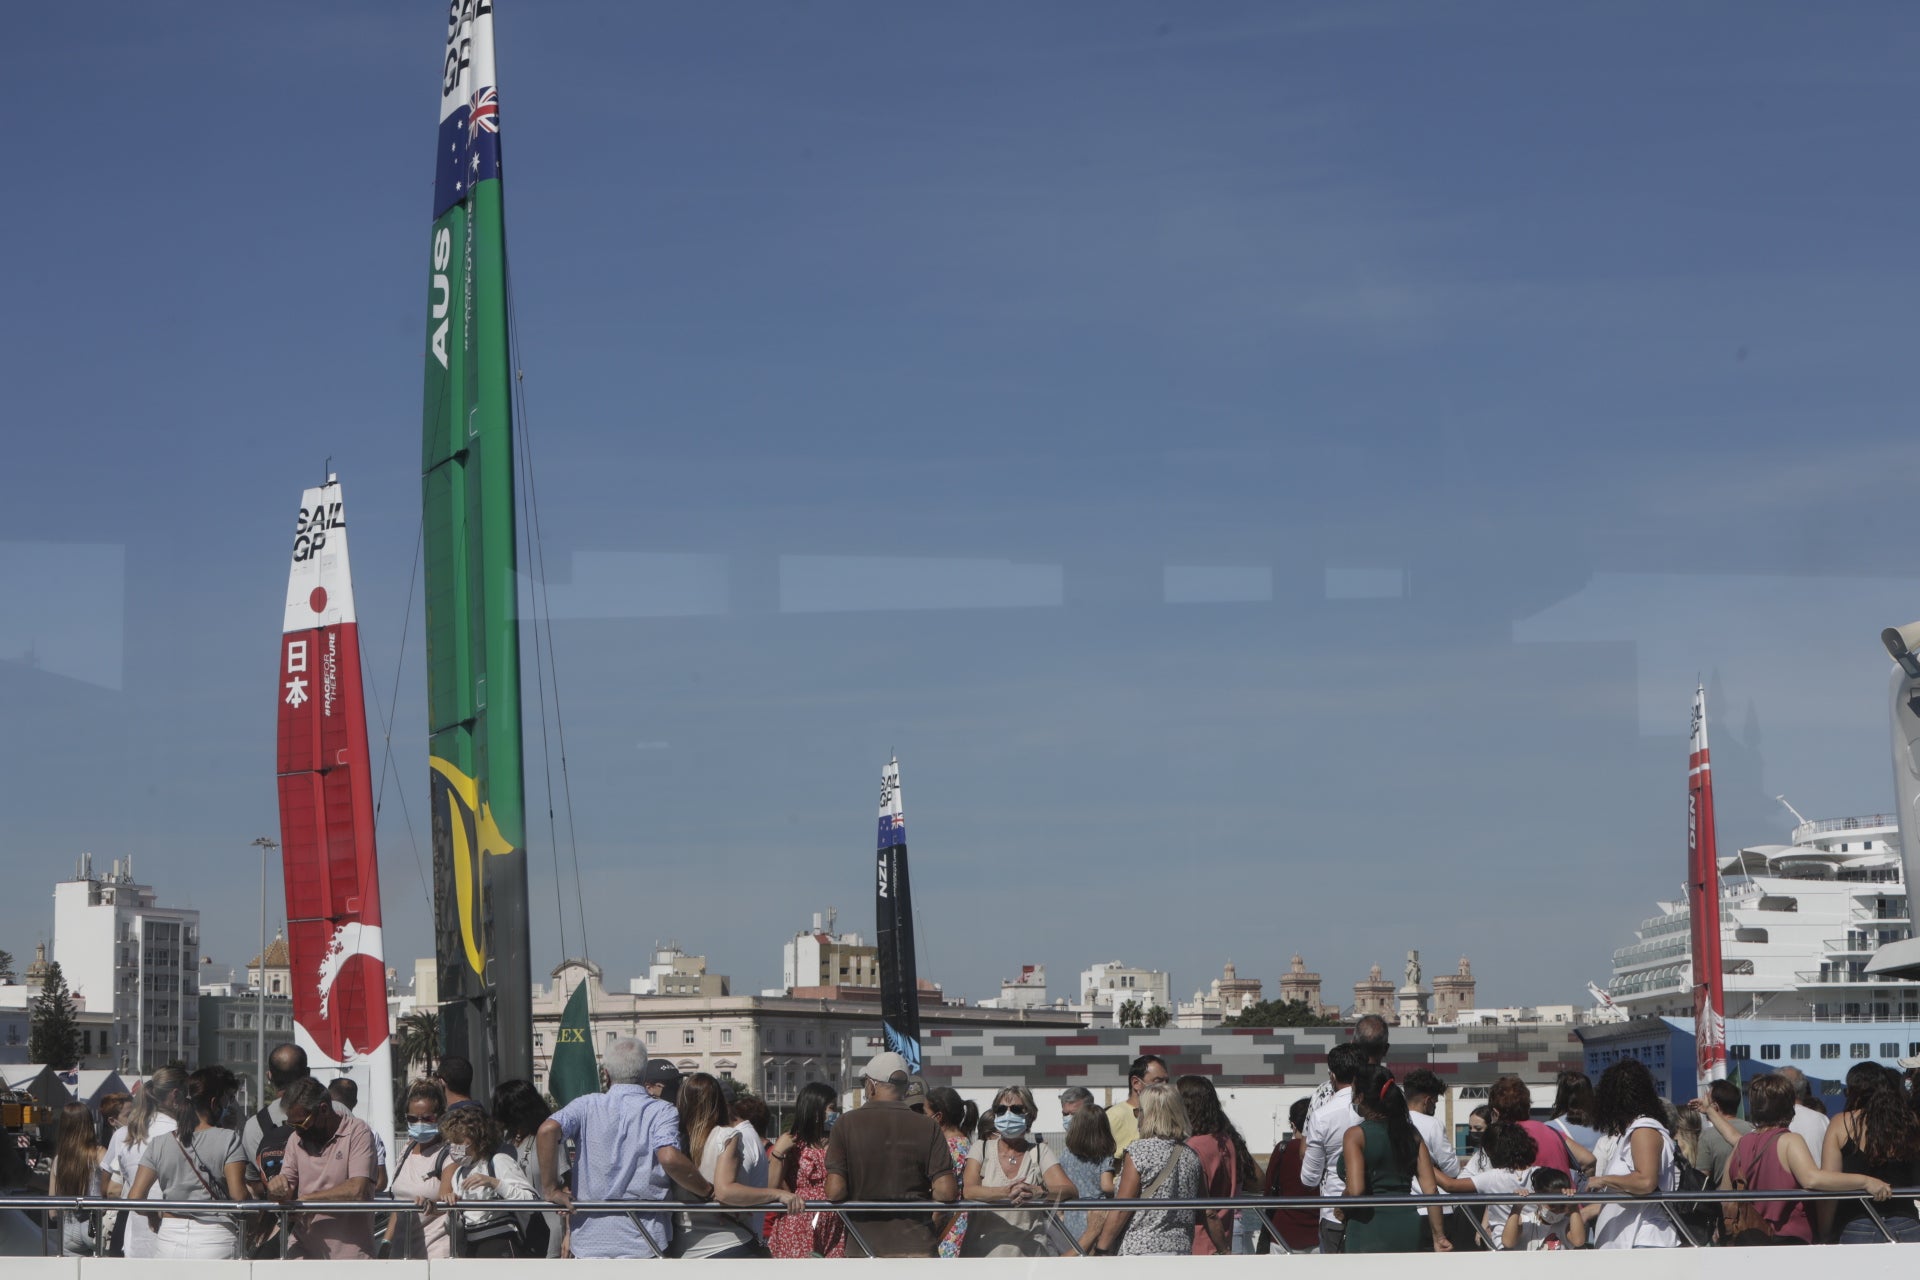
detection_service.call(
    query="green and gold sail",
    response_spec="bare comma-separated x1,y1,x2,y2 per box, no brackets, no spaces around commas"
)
421,0,531,1093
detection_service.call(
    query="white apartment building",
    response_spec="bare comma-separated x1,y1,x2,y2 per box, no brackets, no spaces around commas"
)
53,854,201,1072
781,909,879,993
979,965,1049,1010
1078,961,1171,1023
628,942,729,998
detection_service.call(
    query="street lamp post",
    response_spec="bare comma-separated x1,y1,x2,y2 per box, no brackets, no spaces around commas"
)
249,836,277,1107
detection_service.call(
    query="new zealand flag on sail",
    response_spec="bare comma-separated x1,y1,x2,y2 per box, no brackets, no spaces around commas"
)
433,84,502,218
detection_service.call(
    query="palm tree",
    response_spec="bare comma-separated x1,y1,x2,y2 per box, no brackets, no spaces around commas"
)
393,1009,440,1080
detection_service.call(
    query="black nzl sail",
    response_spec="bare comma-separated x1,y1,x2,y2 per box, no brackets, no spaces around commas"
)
875,757,922,1071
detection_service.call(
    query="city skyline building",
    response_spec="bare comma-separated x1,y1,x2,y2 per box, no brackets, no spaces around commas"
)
52,854,200,1072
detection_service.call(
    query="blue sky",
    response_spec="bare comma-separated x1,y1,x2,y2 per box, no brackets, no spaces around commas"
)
3,3,1917,1013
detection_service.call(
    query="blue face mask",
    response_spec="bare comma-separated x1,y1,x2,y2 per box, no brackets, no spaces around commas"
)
408,1121,441,1143
994,1111,1030,1139
824,1111,839,1132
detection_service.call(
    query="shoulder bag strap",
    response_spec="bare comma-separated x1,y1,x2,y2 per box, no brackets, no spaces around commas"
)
1140,1142,1186,1197
175,1130,226,1200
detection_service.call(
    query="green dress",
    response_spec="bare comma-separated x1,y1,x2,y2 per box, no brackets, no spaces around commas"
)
1343,1119,1423,1253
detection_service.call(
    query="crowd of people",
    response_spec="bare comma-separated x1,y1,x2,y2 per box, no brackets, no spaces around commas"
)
36,1018,1920,1258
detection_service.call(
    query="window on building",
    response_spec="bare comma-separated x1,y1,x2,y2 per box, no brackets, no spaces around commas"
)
1758,1043,1781,1060
682,1029,696,1046
720,1029,733,1046
1820,1044,1841,1060
1789,1044,1810,1060
1728,1044,1751,1060
607,1031,618,1046
534,1033,544,1048
645,1030,657,1045
1849,1043,1871,1059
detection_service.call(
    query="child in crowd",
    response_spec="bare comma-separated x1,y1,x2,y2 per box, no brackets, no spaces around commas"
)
1502,1168,1586,1251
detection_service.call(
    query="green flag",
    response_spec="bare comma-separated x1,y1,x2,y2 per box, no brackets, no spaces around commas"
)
548,981,598,1106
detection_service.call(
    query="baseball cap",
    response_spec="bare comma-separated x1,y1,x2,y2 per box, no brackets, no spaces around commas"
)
904,1075,929,1104
862,1051,911,1082
642,1059,683,1101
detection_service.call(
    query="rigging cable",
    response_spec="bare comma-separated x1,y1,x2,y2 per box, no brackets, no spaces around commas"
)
503,241,591,961
368,514,433,912
512,356,570,963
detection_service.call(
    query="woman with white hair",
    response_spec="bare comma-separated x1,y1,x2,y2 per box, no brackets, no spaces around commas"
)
1089,1083,1203,1257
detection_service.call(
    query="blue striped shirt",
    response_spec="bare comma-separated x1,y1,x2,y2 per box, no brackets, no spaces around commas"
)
552,1084,682,1258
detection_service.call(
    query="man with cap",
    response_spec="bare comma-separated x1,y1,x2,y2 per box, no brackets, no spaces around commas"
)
825,1051,959,1256
643,1060,682,1105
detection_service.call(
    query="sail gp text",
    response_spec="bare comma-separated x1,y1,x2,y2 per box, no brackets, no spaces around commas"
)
293,502,345,563
444,0,494,95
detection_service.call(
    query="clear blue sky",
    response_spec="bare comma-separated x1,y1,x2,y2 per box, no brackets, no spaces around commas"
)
3,3,1916,1011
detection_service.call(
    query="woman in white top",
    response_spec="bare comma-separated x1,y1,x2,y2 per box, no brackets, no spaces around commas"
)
49,1102,106,1255
438,1105,537,1257
1583,1059,1679,1249
1438,1121,1535,1246
962,1086,1077,1256
100,1066,184,1259
129,1066,250,1260
670,1073,803,1258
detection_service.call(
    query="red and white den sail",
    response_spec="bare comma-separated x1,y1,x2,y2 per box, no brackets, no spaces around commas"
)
275,475,392,1141
1687,684,1728,1091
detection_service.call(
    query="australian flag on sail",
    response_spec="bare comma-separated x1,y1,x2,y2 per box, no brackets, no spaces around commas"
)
433,84,502,218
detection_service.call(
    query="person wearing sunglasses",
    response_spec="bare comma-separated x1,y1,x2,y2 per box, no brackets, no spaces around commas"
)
267,1077,379,1259
961,1086,1077,1256
386,1080,452,1260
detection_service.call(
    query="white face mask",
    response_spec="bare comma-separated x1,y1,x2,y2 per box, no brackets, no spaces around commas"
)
1534,1207,1567,1227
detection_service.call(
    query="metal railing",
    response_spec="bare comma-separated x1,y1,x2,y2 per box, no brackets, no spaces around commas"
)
1793,815,1897,840
6,1186,1919,1258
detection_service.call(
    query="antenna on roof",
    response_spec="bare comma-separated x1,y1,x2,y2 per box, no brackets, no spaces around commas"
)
1775,795,1809,827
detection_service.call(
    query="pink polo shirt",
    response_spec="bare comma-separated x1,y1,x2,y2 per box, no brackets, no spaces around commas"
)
1518,1120,1572,1177
281,1113,379,1259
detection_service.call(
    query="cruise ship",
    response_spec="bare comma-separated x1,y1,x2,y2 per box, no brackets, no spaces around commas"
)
1605,812,1920,1088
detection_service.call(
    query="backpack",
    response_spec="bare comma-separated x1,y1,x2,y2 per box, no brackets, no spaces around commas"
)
1722,1130,1786,1244
249,1104,295,1186
1669,1149,1720,1243
244,1108,296,1259
453,1148,530,1256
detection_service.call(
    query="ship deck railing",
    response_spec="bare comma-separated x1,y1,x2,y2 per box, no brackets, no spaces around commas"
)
6,1186,1920,1257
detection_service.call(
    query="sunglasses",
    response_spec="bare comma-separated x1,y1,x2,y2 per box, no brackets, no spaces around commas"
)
992,1104,1029,1116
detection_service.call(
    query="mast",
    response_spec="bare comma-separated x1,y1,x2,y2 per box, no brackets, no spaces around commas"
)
1687,684,1728,1091
274,475,394,1145
421,0,532,1095
875,758,923,1072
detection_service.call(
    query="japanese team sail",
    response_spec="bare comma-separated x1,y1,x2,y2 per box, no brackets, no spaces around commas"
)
274,476,393,1142
421,0,533,1094
1687,685,1728,1089
876,758,923,1072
